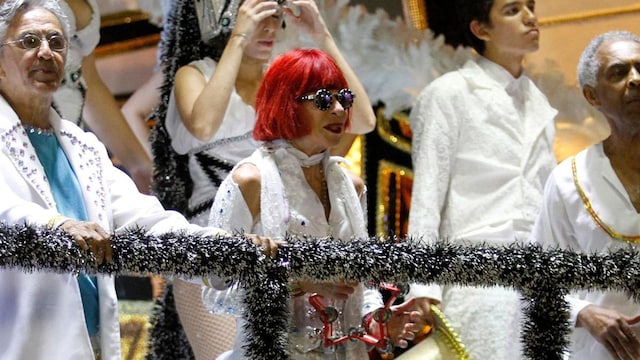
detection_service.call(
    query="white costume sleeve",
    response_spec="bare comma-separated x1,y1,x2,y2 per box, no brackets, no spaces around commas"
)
408,76,462,240
531,165,578,249
531,162,590,325
362,287,384,318
406,76,462,302
209,175,254,233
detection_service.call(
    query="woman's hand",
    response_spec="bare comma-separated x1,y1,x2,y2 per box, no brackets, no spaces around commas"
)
233,0,281,39
245,233,284,258
413,296,439,331
368,298,421,349
59,220,112,264
285,0,329,42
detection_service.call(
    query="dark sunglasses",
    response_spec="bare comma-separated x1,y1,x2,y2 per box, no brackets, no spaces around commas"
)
298,88,356,111
2,33,66,52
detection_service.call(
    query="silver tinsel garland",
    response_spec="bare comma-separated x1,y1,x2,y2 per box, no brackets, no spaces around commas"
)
2,223,640,359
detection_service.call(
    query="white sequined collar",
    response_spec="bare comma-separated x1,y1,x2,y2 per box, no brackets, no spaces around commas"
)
23,124,54,136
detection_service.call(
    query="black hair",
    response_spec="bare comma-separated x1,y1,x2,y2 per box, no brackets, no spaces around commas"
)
424,0,494,55
456,0,494,55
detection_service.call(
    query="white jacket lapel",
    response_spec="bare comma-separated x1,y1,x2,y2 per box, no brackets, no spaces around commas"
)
0,98,56,209
53,114,108,227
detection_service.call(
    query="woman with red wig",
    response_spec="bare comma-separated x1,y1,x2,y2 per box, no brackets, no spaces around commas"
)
208,48,418,360
159,1,376,358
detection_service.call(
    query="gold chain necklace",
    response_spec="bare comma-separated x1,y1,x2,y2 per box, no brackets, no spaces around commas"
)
319,165,330,220
303,164,330,220
572,157,640,243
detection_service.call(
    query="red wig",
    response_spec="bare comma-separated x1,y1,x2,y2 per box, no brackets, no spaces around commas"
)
253,48,352,141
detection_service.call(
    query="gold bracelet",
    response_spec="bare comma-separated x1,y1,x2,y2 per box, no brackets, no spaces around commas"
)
231,32,248,39
47,214,67,229
289,280,305,297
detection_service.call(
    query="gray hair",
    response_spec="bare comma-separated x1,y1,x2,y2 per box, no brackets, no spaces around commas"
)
577,30,640,88
0,0,70,52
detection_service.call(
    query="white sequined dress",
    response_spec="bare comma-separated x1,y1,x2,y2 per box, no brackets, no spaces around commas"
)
208,142,383,360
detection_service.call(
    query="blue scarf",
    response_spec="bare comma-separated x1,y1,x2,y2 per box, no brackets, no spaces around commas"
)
27,128,100,337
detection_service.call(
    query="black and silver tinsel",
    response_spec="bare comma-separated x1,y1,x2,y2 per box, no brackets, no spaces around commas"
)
150,0,227,213
3,223,640,359
148,0,232,356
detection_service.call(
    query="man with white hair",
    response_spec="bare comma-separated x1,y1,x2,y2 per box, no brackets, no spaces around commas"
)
532,30,640,360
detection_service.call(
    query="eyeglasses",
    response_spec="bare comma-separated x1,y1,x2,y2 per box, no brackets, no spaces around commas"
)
2,33,66,53
298,88,356,111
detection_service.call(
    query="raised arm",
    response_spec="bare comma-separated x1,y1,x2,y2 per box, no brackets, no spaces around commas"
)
120,68,164,157
176,0,280,141
287,0,376,135
81,53,153,194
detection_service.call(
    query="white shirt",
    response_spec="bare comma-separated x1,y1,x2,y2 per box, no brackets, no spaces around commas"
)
407,57,557,359
409,57,557,247
531,143,640,359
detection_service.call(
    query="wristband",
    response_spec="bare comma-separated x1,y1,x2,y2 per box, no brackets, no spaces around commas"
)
289,280,305,297
47,214,68,229
231,32,248,39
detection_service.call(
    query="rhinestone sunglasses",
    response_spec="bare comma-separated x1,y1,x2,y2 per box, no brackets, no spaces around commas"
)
298,88,356,111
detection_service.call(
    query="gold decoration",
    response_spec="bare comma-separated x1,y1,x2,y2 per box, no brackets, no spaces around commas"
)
431,305,470,359
402,1,640,30
376,160,413,237
539,4,640,27
376,107,412,155
572,157,640,243
101,10,150,28
396,304,470,359
119,313,150,360
402,0,428,30
342,135,363,177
